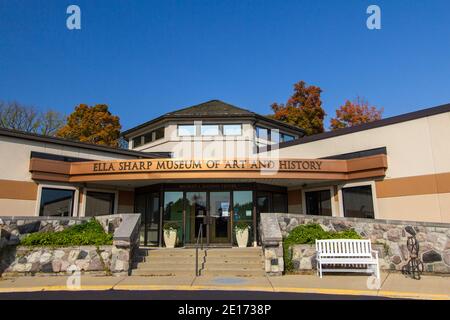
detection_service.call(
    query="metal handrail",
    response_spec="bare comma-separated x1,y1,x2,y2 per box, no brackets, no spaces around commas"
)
195,223,204,276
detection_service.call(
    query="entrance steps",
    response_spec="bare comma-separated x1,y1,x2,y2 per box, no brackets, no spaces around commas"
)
132,248,198,276
132,247,265,277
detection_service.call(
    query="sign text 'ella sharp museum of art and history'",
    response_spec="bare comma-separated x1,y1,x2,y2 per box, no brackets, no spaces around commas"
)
1,100,450,248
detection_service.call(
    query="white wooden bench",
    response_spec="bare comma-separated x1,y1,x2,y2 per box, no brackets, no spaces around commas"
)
315,239,380,279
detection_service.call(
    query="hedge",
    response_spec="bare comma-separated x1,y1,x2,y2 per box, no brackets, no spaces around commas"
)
20,219,113,246
283,223,362,272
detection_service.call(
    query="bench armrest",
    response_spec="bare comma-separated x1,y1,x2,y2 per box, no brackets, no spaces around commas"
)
371,250,379,259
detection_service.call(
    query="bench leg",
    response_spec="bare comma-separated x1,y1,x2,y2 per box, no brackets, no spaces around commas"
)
316,260,319,276
375,262,380,280
319,263,323,278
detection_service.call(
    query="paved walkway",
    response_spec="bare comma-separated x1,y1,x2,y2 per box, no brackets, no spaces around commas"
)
0,272,449,300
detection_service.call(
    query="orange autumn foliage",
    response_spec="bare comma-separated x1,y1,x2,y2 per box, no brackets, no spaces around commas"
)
270,81,326,136
56,104,121,147
330,97,383,130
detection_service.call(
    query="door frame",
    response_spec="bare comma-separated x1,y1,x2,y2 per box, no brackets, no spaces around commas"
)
301,186,336,216
134,192,161,247
208,191,232,245
184,190,232,246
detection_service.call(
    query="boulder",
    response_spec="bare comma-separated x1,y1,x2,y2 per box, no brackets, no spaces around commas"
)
422,250,442,263
443,249,450,266
387,228,402,242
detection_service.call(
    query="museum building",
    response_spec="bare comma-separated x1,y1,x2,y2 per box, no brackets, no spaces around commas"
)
1,100,450,247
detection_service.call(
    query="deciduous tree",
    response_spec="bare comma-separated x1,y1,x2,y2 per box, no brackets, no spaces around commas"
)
330,97,383,130
0,101,64,136
56,104,121,147
270,81,326,135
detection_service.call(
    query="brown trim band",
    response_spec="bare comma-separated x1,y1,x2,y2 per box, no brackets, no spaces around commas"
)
376,172,450,198
0,180,38,200
29,155,388,183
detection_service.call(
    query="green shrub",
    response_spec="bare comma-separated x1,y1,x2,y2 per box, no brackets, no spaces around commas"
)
283,223,362,272
234,221,251,232
284,223,328,246
163,222,180,231
20,219,113,247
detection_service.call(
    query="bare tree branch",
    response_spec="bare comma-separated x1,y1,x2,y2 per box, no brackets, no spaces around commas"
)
0,101,65,136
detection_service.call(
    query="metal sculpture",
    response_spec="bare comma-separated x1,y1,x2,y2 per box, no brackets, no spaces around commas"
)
401,226,424,280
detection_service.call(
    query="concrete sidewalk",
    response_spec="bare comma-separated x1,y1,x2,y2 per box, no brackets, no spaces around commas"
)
0,272,449,300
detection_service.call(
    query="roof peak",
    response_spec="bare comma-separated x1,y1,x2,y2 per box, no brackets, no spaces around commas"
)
164,99,255,117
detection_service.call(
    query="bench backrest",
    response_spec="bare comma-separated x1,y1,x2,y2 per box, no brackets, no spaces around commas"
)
315,239,372,257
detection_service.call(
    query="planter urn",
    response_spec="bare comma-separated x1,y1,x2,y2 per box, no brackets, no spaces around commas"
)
235,227,249,248
163,229,177,248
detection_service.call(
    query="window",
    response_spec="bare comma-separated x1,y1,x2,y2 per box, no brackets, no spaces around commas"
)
256,126,294,143
132,136,143,148
281,133,295,142
154,127,164,140
271,131,280,143
273,193,288,213
143,132,153,144
342,185,375,219
201,125,219,136
85,191,115,217
223,124,242,136
233,191,253,246
39,188,75,217
178,125,196,136
140,127,165,145
305,189,332,216
256,126,269,140
163,191,184,242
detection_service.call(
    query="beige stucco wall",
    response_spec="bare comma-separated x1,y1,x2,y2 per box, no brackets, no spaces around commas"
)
0,135,137,217
0,136,135,182
261,112,450,179
274,112,450,223
0,199,37,217
437,193,450,222
376,193,445,223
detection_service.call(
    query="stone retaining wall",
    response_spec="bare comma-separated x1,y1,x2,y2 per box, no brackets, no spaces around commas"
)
260,213,450,275
0,216,85,247
290,243,387,272
0,245,130,275
259,213,284,276
0,214,140,276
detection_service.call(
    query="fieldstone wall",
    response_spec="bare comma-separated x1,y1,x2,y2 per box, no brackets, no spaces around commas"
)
0,214,140,277
259,213,284,276
0,245,129,275
278,214,450,274
0,216,85,247
290,243,388,272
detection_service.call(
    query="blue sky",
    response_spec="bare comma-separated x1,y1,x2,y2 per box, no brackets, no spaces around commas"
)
1,0,450,131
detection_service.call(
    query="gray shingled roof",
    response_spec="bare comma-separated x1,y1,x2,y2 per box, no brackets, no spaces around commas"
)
122,99,306,137
0,127,171,159
165,100,255,117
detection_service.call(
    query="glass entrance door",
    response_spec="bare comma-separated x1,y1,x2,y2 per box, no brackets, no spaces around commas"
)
186,192,207,244
163,191,184,246
233,191,253,247
135,192,160,246
209,192,231,243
